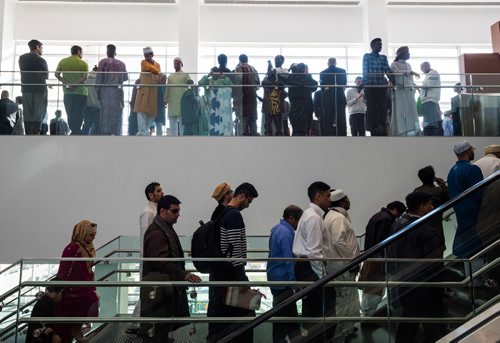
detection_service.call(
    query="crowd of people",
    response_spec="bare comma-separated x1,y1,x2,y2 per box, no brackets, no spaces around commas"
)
0,38,471,137
25,141,498,343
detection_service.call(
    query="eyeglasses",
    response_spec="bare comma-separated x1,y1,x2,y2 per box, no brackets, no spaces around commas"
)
90,223,97,228
168,208,180,214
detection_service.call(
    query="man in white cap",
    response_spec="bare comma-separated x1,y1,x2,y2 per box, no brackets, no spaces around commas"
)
447,140,484,260
323,189,360,338
474,144,500,178
164,57,191,136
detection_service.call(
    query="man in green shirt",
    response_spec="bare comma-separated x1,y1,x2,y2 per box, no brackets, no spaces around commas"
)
55,45,88,135
164,57,191,136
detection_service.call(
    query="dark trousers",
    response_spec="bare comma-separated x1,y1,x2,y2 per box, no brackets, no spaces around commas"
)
290,101,313,136
365,87,388,136
241,115,257,136
128,111,138,136
423,123,443,136
295,260,336,343
241,97,258,136
349,113,366,136
265,113,284,136
82,106,100,135
63,94,87,135
320,93,347,136
271,288,301,343
40,123,48,135
395,287,446,343
207,265,255,343
23,91,47,135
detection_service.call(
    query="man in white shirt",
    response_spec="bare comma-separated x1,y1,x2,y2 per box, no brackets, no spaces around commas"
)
127,181,164,335
140,182,164,252
292,181,335,342
324,190,360,338
420,62,443,136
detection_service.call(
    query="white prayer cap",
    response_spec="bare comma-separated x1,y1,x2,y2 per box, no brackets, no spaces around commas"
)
143,47,154,55
330,190,347,202
453,140,473,155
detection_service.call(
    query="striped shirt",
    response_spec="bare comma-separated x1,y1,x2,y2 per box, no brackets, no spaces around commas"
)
219,206,248,267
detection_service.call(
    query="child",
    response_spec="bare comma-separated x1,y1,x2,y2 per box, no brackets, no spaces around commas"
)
49,110,69,136
442,111,454,136
26,281,63,343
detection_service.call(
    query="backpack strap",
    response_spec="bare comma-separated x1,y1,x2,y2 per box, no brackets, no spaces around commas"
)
215,207,233,258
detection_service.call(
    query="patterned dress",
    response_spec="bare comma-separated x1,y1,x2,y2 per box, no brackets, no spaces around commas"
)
96,57,128,135
199,74,233,136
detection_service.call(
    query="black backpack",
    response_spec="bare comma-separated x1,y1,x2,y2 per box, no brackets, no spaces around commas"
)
191,209,231,273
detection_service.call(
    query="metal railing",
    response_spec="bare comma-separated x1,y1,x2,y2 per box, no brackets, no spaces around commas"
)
219,171,500,342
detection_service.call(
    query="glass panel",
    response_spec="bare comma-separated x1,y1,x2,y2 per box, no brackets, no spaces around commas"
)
2,175,497,343
6,41,500,136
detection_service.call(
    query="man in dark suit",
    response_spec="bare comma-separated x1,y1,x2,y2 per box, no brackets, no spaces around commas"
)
141,195,201,343
319,58,347,136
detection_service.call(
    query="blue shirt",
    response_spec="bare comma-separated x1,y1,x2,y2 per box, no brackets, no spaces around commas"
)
443,117,454,136
447,160,484,257
363,52,392,86
266,219,296,289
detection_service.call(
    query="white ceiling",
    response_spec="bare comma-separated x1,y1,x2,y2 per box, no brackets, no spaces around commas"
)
16,0,500,5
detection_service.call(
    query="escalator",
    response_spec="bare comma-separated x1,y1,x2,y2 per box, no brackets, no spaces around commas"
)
1,172,498,343
219,171,500,343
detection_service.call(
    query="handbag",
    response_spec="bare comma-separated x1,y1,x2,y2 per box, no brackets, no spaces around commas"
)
224,287,265,310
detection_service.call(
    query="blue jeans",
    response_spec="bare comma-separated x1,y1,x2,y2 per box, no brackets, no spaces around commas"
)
137,112,155,136
168,117,183,136
64,94,87,135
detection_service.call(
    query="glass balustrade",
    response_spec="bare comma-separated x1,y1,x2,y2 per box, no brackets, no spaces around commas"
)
1,173,498,343
1,70,498,137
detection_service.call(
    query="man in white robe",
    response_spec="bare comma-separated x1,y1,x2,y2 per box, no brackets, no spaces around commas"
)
323,190,360,339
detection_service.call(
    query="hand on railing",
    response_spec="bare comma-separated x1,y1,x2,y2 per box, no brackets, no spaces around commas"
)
184,272,201,283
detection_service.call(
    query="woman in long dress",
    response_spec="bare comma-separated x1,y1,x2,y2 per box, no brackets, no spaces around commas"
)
198,67,233,136
55,220,99,343
391,46,421,136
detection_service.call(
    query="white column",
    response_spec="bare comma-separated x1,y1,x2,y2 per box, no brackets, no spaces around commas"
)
178,0,200,81
361,0,389,55
0,0,16,86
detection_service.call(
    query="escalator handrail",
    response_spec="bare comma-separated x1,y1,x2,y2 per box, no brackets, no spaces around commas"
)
219,171,500,343
0,259,22,277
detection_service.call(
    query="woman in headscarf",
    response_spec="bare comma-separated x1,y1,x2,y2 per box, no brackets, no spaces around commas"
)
390,46,421,136
55,220,99,343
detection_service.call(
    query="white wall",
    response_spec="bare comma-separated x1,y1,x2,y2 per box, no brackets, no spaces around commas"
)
14,3,179,42
0,0,16,72
199,5,362,43
0,136,495,264
387,7,500,45
12,3,498,46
